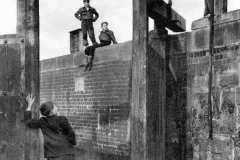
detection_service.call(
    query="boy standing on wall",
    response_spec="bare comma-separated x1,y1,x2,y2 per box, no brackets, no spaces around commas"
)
24,95,76,160
75,0,99,46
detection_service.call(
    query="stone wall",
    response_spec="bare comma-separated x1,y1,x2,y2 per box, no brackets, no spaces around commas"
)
169,9,240,160
2,8,240,160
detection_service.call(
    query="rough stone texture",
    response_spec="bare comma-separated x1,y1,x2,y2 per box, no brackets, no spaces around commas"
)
1,3,240,160
219,73,239,87
168,8,240,160
192,10,240,30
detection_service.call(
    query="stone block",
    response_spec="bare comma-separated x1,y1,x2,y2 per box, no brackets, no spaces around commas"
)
193,76,209,93
40,58,57,71
219,73,239,87
56,54,74,69
236,91,240,106
192,10,240,30
235,147,240,159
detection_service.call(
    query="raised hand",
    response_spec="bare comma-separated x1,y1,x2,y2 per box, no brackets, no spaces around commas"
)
26,94,35,111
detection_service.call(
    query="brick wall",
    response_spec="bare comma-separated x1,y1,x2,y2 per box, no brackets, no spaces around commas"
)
168,10,240,160
40,41,132,159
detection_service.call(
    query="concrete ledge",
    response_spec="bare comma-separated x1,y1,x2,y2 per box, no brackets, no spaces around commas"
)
192,9,240,30
171,20,240,52
0,34,17,44
0,34,16,39
41,41,132,72
94,41,132,62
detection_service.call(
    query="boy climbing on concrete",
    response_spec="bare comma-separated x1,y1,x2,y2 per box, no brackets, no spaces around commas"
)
24,94,76,160
75,0,99,46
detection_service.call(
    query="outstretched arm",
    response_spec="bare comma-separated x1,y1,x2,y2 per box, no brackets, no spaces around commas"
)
24,94,41,129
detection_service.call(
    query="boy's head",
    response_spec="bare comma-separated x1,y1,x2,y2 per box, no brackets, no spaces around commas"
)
101,22,108,31
40,101,58,116
83,0,90,7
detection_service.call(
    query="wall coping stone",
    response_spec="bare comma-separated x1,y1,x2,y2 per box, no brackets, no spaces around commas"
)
41,41,132,72
192,9,240,30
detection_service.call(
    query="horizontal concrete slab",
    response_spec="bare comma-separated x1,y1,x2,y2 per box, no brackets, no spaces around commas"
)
192,9,240,30
0,34,17,44
148,1,186,32
41,41,132,72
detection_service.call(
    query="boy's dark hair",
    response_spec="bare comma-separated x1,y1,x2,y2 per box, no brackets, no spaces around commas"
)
40,101,54,116
83,0,90,3
101,22,108,27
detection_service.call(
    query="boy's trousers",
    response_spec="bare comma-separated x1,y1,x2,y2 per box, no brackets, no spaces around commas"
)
81,19,97,45
85,41,111,58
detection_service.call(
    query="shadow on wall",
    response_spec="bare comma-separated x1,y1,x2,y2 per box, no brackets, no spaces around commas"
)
166,34,189,160
99,103,130,127
73,102,131,159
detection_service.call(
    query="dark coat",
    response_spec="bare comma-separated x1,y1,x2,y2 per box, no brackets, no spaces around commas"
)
24,111,76,158
99,29,117,44
75,6,99,21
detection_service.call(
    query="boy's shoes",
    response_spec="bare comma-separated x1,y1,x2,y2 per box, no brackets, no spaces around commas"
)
78,56,88,67
92,42,99,46
84,56,93,72
83,45,87,51
83,40,89,46
78,55,93,72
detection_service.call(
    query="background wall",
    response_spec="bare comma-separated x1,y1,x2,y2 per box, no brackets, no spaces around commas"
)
40,42,132,159
2,7,240,160
169,10,240,160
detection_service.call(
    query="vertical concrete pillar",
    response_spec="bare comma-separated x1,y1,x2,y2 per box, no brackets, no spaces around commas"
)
151,20,168,59
150,20,168,160
70,29,84,53
17,0,40,95
214,0,227,15
131,0,148,159
17,0,41,159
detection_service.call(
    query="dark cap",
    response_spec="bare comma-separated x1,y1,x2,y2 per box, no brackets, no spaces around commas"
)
40,101,54,116
83,0,90,3
101,22,108,26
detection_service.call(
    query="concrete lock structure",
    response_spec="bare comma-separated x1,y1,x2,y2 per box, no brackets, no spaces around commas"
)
2,0,240,160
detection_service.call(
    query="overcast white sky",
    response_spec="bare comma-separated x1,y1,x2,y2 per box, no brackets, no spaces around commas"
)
0,0,239,60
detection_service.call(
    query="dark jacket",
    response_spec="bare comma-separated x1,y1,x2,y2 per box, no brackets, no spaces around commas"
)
99,29,117,44
24,111,76,158
75,6,99,21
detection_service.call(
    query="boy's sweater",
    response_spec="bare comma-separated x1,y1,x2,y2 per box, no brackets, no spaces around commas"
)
75,6,99,21
99,29,117,44
24,111,76,158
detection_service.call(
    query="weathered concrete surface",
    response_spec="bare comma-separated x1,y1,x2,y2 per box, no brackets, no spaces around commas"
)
192,10,240,30
2,1,240,160
168,8,240,160
41,41,132,71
